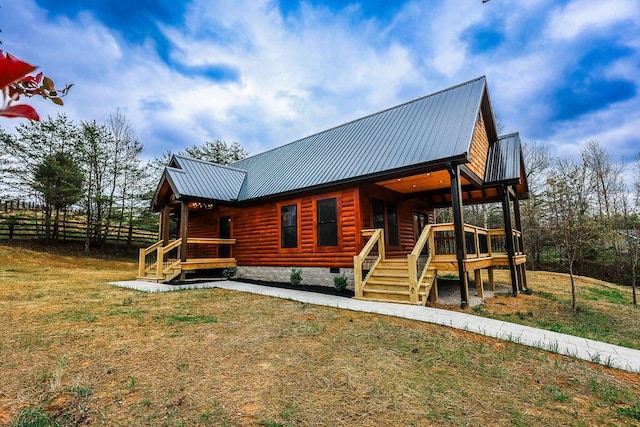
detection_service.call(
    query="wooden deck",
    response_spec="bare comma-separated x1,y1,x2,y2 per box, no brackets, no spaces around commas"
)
355,224,527,305
180,258,237,271
138,238,236,283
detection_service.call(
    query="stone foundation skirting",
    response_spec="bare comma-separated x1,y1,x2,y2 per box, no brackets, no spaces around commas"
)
235,266,354,289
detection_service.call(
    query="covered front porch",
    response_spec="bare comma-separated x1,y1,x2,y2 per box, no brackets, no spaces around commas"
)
137,203,237,283
353,135,529,308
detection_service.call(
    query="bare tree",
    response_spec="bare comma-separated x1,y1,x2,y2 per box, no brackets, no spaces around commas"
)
105,110,143,242
546,158,599,310
521,140,552,268
77,121,112,253
629,154,640,305
581,139,624,219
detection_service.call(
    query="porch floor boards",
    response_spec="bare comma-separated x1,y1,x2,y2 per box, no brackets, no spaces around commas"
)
138,258,236,283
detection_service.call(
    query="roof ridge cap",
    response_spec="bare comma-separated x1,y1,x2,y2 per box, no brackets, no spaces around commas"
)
174,154,247,173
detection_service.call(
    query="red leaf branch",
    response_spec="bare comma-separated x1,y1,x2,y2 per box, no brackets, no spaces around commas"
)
1,50,72,121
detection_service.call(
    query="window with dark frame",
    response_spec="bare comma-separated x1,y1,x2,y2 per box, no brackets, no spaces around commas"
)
280,204,298,248
373,198,385,229
317,198,338,246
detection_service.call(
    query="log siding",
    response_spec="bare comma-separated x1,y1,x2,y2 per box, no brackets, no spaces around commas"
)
187,188,360,268
468,110,490,180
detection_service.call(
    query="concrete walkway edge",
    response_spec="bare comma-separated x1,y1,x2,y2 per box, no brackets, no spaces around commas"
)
108,279,640,373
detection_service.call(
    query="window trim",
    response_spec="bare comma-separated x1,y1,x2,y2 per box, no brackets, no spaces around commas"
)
277,200,301,253
313,195,342,251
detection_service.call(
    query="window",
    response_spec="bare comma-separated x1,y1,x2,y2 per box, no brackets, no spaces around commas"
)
317,198,338,246
281,204,298,248
373,198,385,229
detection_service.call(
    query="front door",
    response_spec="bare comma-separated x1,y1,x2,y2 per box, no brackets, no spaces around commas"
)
219,216,231,258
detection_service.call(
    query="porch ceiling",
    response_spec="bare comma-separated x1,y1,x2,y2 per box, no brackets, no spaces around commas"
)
377,170,470,194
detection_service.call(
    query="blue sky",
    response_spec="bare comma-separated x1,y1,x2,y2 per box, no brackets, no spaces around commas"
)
1,0,639,162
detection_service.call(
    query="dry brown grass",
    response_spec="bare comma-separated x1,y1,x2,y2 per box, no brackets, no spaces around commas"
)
1,244,640,426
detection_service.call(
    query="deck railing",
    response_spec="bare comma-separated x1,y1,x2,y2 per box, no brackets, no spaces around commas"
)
138,237,236,280
354,229,384,298
138,240,164,277
407,225,433,303
156,239,182,278
431,223,521,261
488,229,523,255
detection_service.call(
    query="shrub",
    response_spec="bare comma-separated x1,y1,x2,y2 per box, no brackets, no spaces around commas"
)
290,267,302,286
333,274,348,291
222,267,237,279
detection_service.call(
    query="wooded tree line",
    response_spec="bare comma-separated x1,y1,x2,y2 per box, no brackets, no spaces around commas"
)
0,112,248,252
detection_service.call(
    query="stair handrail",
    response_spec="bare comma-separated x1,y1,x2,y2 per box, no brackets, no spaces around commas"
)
138,240,164,277
156,239,183,279
354,228,384,298
407,225,433,304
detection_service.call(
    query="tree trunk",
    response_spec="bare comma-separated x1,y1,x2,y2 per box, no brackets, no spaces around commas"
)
569,261,577,311
62,208,66,241
633,262,637,306
44,204,52,242
53,207,60,240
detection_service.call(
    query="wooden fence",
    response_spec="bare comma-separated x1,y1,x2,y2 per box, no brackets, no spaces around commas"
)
0,215,157,245
1,199,83,214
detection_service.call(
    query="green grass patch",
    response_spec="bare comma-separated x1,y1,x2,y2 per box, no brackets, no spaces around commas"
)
13,406,60,427
618,402,640,420
585,286,630,304
107,308,147,318
71,385,93,397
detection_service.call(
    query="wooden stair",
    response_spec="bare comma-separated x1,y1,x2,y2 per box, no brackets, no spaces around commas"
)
361,258,437,305
137,262,181,283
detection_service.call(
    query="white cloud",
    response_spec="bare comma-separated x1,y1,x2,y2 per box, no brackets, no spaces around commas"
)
158,0,423,152
2,0,639,167
547,0,640,40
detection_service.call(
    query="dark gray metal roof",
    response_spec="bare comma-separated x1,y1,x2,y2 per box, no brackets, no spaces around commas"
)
231,76,489,200
165,155,246,201
158,77,503,203
484,132,522,185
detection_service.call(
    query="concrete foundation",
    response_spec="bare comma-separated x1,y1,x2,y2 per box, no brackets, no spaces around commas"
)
236,265,354,289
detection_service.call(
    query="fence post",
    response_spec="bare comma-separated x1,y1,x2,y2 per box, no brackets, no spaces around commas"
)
9,224,14,239
127,224,133,246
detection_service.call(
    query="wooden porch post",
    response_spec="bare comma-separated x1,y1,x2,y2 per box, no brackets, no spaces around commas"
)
512,195,528,289
501,184,518,297
158,209,163,240
179,201,189,281
161,205,171,245
448,163,469,308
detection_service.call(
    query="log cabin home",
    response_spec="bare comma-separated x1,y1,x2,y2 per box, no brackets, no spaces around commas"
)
140,76,528,308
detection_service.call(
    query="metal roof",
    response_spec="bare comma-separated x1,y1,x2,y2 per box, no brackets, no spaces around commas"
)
164,155,246,201
158,76,504,203
484,132,522,185
231,76,489,200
